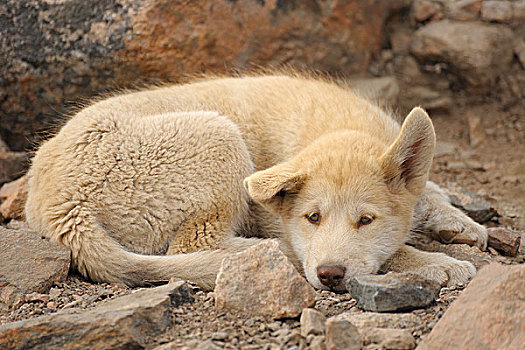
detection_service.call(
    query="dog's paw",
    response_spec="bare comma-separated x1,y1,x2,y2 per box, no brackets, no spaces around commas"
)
436,218,488,251
410,253,476,287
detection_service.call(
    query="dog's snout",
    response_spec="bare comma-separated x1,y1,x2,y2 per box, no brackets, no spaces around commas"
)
316,265,346,289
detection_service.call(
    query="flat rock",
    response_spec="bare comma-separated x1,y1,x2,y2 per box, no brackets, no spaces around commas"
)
330,312,422,329
418,263,525,350
349,76,400,107
214,240,316,318
361,327,416,350
408,86,452,111
481,0,513,22
0,227,70,307
0,281,194,350
487,227,521,257
300,308,326,337
410,20,514,89
346,273,440,312
443,182,498,223
325,318,362,350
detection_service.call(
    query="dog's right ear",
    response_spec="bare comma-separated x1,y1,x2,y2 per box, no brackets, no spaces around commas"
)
244,163,306,213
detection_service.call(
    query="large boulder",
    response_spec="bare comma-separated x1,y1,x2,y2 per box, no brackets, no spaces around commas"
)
1,0,406,151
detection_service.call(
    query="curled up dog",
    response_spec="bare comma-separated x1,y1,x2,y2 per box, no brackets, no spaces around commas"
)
25,73,488,291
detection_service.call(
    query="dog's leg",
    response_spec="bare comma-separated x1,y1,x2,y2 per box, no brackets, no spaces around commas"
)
381,245,476,286
413,181,488,250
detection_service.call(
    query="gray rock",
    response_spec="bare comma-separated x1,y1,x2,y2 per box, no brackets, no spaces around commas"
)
443,183,498,223
349,76,400,107
214,240,316,318
410,20,514,90
408,86,452,111
329,312,422,329
325,318,362,350
0,149,28,185
0,227,70,307
301,308,326,337
0,281,194,350
346,273,441,312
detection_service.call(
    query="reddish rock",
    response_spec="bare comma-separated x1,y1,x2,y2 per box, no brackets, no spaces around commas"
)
411,0,443,23
410,20,514,90
214,240,316,319
0,282,194,350
0,227,70,308
447,0,482,21
487,227,521,257
1,0,406,151
0,175,28,220
325,318,362,350
481,0,513,22
418,263,525,350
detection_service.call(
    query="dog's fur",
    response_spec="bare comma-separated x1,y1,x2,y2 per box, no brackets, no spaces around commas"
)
25,73,488,291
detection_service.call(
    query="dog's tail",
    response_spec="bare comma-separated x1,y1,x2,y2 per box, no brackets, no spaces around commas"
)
40,206,261,290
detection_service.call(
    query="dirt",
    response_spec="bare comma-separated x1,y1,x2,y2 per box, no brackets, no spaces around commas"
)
1,85,523,350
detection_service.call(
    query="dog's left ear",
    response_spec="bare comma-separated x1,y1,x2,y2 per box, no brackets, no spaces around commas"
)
244,162,306,213
380,107,436,196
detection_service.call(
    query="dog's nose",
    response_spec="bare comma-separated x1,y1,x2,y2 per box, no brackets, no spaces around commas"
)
316,265,346,289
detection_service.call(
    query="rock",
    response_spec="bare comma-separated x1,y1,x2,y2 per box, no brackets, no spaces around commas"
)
346,273,441,312
411,0,443,23
0,175,28,221
1,0,407,151
514,1,525,20
390,26,412,54
301,308,326,337
0,149,28,185
349,76,400,107
487,227,521,257
410,20,514,90
481,0,513,22
325,318,362,350
408,86,452,111
361,327,416,350
331,312,423,329
447,0,482,21
0,227,70,308
0,281,194,349
443,182,498,223
434,141,457,158
418,263,525,350
309,335,327,350
466,114,485,147
515,39,525,69
214,240,316,318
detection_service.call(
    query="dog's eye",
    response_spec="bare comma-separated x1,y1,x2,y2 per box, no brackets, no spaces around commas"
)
306,212,321,225
358,215,374,226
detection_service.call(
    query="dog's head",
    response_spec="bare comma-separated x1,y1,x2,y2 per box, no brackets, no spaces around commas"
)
244,108,436,291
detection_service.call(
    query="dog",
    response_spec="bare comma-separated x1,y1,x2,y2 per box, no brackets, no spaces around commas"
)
25,73,487,291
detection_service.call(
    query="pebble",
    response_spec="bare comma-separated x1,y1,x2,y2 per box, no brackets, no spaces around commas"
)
325,318,362,350
300,308,326,337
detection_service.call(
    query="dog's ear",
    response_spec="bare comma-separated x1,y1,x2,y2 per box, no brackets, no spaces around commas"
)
380,107,436,196
244,163,306,213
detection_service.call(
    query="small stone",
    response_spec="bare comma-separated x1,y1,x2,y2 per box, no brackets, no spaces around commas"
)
361,327,416,350
467,114,485,147
444,183,498,223
325,318,362,350
309,335,327,350
329,312,422,329
0,175,27,220
0,282,194,349
46,301,57,309
214,240,316,318
346,273,441,312
409,86,452,111
481,0,513,22
418,263,525,349
300,308,326,337
487,227,521,257
211,332,228,341
411,0,443,23
24,293,50,303
0,227,70,305
448,0,482,21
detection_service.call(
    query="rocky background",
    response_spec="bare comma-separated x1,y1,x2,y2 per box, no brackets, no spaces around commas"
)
1,0,524,349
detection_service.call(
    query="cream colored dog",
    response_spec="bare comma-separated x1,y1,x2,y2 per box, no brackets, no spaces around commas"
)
25,73,487,291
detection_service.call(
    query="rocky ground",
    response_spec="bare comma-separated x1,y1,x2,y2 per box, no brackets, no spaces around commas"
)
1,0,524,349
